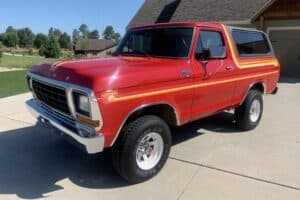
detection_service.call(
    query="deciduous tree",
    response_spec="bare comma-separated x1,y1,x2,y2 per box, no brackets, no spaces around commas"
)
102,25,121,42
34,33,48,49
88,29,100,39
59,32,71,49
4,32,19,47
79,24,89,38
72,29,80,41
18,28,35,48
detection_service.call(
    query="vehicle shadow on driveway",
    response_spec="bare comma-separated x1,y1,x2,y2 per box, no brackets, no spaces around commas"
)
0,112,242,199
173,112,244,145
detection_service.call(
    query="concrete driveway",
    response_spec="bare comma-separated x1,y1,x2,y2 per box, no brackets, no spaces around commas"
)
0,80,300,199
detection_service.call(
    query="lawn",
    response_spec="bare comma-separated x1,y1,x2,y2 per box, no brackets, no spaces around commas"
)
0,70,29,98
0,54,57,69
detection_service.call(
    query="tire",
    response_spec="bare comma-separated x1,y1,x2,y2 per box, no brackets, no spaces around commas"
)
112,115,172,183
235,89,263,131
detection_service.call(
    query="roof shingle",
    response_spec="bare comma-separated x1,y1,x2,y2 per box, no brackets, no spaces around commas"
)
129,0,270,28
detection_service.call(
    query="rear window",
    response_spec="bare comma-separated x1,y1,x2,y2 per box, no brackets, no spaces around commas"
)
232,30,271,56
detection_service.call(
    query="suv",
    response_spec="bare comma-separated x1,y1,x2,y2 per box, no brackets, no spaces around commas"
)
26,22,280,183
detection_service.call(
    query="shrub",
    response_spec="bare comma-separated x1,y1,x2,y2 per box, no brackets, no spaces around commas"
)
28,48,34,56
39,36,61,58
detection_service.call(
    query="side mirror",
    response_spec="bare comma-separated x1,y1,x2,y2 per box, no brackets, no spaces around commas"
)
195,49,210,61
195,46,226,61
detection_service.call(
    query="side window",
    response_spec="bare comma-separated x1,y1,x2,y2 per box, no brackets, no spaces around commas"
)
196,30,225,58
232,30,271,56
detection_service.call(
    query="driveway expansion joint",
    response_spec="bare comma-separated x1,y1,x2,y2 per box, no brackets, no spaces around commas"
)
0,115,35,126
169,156,300,192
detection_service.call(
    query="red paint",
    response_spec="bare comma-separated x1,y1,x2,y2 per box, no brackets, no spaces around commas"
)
30,22,280,148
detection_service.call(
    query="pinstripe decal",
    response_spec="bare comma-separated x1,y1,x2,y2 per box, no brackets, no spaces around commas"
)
109,71,278,103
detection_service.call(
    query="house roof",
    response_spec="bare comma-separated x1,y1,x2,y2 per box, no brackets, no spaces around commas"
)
129,0,271,28
74,39,118,52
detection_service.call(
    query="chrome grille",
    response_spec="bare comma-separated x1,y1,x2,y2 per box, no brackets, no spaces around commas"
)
32,80,71,115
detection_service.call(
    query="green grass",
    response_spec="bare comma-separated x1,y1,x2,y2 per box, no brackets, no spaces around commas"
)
0,55,57,69
0,70,29,98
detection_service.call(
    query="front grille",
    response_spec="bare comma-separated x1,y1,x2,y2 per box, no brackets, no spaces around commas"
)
32,80,71,115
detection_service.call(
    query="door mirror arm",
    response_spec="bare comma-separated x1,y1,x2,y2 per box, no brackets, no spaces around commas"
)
195,49,210,79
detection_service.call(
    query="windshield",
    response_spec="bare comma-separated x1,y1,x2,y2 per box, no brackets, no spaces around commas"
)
115,27,194,58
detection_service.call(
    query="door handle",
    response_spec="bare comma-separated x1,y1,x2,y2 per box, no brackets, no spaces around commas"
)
226,66,234,71
182,70,192,77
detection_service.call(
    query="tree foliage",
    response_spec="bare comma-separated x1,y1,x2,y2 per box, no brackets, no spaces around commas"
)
4,32,19,47
18,28,35,48
39,36,61,58
102,25,121,42
6,26,16,33
72,29,80,41
112,32,121,42
0,43,3,61
48,27,62,41
34,33,48,48
59,32,71,49
88,29,99,39
79,24,89,38
79,38,89,51
0,33,5,43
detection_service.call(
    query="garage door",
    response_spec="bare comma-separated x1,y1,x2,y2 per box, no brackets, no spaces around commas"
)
269,29,300,78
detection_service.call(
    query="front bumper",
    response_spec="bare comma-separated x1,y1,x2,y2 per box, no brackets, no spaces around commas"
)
26,99,105,154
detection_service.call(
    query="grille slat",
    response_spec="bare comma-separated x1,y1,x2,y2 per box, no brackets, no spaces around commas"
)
32,80,71,115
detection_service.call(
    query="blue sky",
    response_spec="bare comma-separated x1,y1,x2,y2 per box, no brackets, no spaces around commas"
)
0,0,144,37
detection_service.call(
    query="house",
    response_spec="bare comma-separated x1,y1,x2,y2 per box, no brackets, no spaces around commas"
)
73,39,118,57
129,0,300,78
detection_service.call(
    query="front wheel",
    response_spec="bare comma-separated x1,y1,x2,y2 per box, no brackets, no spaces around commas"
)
235,90,263,130
112,115,172,183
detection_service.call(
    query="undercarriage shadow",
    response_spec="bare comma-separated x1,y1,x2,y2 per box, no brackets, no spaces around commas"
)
0,112,243,199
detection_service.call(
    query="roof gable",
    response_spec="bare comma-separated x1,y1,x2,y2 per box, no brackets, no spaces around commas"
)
129,0,270,28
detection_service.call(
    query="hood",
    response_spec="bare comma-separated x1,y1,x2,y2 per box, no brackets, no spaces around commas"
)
30,56,186,92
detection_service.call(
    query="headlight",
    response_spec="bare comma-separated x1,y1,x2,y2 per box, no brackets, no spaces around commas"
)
73,92,90,117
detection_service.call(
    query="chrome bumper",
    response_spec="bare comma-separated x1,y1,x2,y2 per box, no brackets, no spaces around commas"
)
26,99,105,154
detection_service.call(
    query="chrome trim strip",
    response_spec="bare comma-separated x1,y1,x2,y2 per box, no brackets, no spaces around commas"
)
27,72,103,130
26,99,105,154
110,102,180,146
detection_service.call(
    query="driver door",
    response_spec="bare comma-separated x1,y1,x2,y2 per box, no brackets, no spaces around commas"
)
191,28,237,121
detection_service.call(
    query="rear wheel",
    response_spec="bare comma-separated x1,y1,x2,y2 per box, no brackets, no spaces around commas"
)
112,115,171,183
235,90,263,130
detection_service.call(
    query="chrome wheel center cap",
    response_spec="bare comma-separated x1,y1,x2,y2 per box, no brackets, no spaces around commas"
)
136,132,164,170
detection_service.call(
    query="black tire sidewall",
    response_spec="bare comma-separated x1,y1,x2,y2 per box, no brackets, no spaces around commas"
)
246,92,263,126
120,116,171,183
236,90,263,130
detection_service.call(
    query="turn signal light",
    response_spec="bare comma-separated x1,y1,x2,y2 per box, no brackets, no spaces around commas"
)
77,115,100,127
99,90,118,103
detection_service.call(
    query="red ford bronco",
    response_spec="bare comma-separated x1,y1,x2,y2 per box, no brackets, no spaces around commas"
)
26,22,280,183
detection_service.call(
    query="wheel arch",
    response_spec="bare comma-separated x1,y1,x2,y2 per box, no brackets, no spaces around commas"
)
240,81,266,105
110,102,180,146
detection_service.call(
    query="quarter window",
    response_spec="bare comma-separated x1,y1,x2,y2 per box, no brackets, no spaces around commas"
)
232,30,271,56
